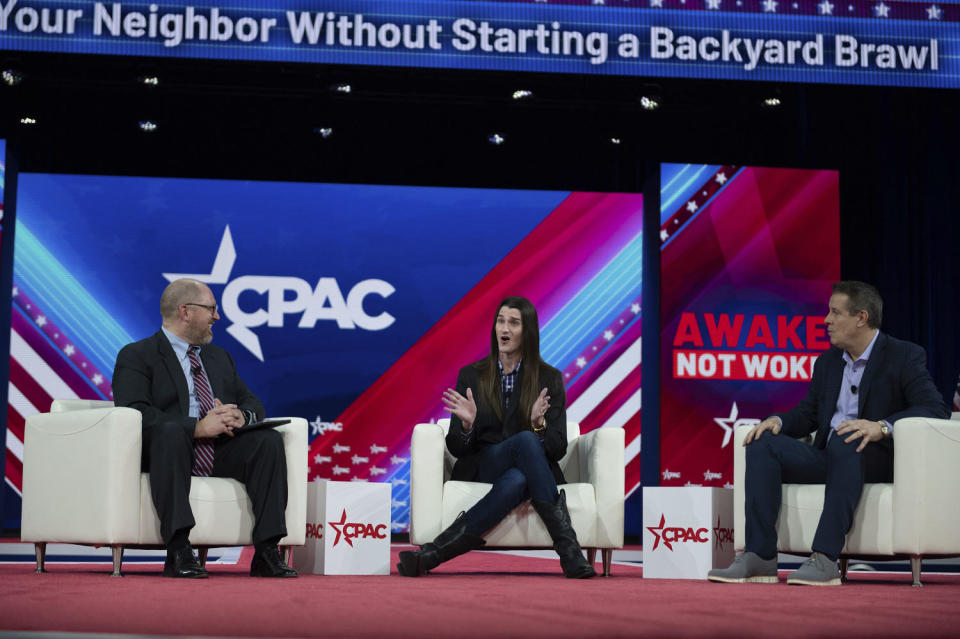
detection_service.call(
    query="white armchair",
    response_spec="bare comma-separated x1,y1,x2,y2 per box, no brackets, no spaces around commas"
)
409,420,624,575
733,414,960,586
21,399,307,576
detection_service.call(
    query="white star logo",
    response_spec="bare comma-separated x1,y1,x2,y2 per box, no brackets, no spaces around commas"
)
650,0,664,7
818,0,834,14
660,229,669,241
603,330,614,341
631,303,640,314
686,200,698,213
92,374,104,385
715,172,728,184
64,344,75,356
593,0,605,4
926,4,941,19
762,0,778,11
706,0,722,8
12,286,18,296
36,315,47,327
576,357,587,368
873,1,890,16
713,402,760,448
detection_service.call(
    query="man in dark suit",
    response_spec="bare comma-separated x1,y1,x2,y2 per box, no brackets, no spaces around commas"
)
112,278,296,578
708,281,949,586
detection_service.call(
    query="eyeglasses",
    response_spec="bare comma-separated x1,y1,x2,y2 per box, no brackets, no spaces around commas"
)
184,302,218,314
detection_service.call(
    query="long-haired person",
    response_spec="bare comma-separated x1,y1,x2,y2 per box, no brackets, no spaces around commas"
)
398,297,596,579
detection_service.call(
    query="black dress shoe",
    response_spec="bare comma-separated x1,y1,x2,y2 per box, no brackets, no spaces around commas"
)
163,545,208,579
250,546,298,578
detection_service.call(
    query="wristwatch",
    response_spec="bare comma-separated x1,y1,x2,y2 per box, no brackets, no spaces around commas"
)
879,422,891,438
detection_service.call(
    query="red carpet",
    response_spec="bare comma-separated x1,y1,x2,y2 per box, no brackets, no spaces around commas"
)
1,547,959,638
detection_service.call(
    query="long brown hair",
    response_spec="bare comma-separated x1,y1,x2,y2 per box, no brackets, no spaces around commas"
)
474,296,545,427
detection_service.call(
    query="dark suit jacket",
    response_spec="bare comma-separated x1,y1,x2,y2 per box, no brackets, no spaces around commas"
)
112,330,264,454
776,332,949,450
445,359,568,485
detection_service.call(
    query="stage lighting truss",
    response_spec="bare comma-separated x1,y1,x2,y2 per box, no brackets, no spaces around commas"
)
19,116,36,125
762,96,782,107
138,120,159,132
512,89,534,100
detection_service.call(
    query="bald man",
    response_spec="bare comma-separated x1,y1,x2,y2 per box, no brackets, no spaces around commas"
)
113,278,296,578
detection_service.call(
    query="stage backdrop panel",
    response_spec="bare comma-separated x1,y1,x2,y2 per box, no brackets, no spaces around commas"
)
658,163,840,488
4,174,642,531
0,0,956,88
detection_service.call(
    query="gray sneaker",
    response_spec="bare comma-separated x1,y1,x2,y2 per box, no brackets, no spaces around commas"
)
707,552,778,583
786,552,841,586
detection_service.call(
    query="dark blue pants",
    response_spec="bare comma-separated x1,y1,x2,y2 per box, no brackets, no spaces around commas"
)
462,431,560,536
744,430,893,561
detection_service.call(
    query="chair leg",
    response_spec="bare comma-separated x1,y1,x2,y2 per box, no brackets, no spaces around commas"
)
283,546,293,566
197,547,208,568
110,545,124,577
910,556,923,587
586,548,597,568
33,543,47,574
601,549,613,577
839,557,848,582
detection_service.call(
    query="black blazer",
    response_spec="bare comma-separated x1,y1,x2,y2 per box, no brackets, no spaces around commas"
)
776,332,949,450
112,330,264,446
445,360,569,485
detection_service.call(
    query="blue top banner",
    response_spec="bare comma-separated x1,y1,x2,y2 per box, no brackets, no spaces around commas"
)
0,0,957,87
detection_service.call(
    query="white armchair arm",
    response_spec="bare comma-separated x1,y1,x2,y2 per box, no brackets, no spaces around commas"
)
21,407,143,544
274,418,308,545
408,423,446,545
577,427,625,548
892,417,960,555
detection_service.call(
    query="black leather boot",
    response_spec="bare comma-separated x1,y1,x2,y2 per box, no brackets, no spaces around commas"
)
397,513,486,577
531,489,597,579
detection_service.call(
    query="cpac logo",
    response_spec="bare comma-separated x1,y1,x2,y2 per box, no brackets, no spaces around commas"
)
333,444,351,454
163,225,396,361
370,444,387,454
332,465,349,475
369,467,386,476
313,454,332,464
646,514,709,551
390,455,408,465
662,469,681,480
327,509,388,547
713,402,760,448
305,523,324,539
351,455,369,465
713,517,734,550
703,470,723,481
310,416,343,437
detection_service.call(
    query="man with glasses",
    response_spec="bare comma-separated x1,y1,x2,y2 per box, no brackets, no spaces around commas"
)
112,278,296,578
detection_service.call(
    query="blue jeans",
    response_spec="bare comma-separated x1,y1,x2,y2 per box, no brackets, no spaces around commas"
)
461,431,560,536
744,430,893,561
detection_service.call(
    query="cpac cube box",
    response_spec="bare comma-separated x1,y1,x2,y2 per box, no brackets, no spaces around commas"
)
292,480,392,575
642,486,734,579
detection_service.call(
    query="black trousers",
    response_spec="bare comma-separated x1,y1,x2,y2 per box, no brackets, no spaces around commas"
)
144,421,288,546
744,430,893,561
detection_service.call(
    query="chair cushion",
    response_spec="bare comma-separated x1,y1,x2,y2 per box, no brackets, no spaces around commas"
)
440,481,598,547
777,483,894,555
137,474,255,545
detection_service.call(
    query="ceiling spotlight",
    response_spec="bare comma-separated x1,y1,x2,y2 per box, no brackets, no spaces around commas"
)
138,120,158,132
512,89,533,100
488,133,506,146
609,137,622,145
639,95,661,111
762,96,782,107
19,116,36,125
2,69,23,87
332,83,352,94
139,75,160,86
313,127,334,138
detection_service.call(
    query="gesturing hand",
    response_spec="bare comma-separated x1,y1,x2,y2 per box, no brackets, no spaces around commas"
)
529,387,550,426
442,387,478,432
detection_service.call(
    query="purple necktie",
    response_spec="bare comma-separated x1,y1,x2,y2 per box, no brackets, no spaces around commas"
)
188,345,216,477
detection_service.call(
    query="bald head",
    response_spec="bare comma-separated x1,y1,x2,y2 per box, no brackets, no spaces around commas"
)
161,278,209,321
